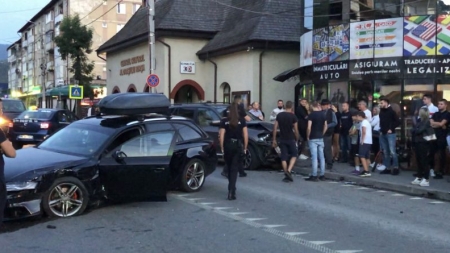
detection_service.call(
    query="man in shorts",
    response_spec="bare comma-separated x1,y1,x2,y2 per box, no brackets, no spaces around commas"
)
272,101,299,182
356,111,372,177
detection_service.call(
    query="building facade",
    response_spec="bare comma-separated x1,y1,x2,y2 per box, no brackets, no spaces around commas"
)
98,0,301,118
7,0,141,108
276,0,450,142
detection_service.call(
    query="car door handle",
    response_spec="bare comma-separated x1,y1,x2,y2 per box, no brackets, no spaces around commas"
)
155,167,166,172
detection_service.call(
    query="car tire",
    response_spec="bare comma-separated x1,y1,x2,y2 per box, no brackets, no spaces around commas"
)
243,145,261,170
42,177,89,218
12,142,23,149
180,158,206,192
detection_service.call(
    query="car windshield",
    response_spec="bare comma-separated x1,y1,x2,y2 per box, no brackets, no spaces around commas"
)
18,110,53,120
3,100,26,113
38,123,113,156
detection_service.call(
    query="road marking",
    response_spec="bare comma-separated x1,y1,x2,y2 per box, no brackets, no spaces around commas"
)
410,197,423,200
336,250,363,253
285,232,309,236
199,202,217,205
356,187,369,190
229,212,249,215
214,207,233,210
310,241,335,245
328,181,339,184
264,224,286,228
341,185,354,187
429,201,445,204
185,198,205,201
246,218,267,221
391,194,404,196
376,190,387,193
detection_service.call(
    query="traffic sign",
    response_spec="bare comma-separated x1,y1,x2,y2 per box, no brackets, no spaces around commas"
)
147,74,160,87
69,85,83,99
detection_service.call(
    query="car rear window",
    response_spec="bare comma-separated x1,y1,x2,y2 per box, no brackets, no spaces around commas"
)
18,110,54,120
3,100,26,113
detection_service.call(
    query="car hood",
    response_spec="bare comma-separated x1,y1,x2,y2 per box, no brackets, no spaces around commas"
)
4,148,89,182
247,120,274,132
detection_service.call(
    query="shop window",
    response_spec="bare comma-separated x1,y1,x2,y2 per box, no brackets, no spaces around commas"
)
350,81,372,110
374,0,402,18
404,0,436,16
329,81,348,107
313,82,328,102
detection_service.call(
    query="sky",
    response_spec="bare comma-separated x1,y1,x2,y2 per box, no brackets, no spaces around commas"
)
0,0,50,45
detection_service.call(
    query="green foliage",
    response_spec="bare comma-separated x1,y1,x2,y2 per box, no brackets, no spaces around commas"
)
54,14,94,99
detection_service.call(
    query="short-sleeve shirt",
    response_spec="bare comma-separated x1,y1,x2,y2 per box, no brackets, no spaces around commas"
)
359,119,372,144
0,129,6,169
363,109,372,122
220,118,247,140
432,110,449,138
308,111,326,140
276,112,298,141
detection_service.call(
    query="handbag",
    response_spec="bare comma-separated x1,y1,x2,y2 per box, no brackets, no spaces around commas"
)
423,125,437,141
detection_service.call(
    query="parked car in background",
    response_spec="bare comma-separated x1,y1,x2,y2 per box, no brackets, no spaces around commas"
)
8,109,79,149
4,93,217,220
170,103,279,170
0,98,26,133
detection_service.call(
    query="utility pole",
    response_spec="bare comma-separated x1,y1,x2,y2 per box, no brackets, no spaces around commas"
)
147,0,156,93
40,32,46,109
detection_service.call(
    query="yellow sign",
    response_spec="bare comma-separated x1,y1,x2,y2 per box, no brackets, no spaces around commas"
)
69,85,83,99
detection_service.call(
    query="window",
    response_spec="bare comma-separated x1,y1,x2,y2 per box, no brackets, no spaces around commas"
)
102,22,107,28
172,123,202,141
117,3,126,14
46,11,54,23
197,108,220,126
57,111,74,122
174,108,195,119
117,24,124,33
133,4,141,13
119,131,175,157
404,0,436,16
222,83,230,103
58,4,63,14
145,122,173,132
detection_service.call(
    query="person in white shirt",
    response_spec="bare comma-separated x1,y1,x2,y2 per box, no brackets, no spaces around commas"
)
270,100,285,121
356,111,372,177
370,106,381,169
422,94,438,118
358,100,372,122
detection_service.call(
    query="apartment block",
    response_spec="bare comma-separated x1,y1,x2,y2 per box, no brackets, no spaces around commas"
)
8,0,142,107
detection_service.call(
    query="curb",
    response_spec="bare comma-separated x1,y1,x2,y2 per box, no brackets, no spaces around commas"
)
294,164,450,202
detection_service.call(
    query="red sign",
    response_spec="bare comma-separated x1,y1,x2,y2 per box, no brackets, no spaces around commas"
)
147,74,160,87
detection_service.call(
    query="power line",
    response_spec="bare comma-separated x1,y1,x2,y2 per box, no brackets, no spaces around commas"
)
86,0,124,26
0,7,41,14
80,1,105,20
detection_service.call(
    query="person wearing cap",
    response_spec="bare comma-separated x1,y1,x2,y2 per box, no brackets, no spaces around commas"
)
355,111,372,177
321,99,337,171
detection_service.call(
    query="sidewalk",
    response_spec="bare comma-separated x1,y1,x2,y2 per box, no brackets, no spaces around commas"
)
294,158,450,202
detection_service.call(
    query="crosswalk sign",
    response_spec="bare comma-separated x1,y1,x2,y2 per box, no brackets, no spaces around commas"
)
69,85,83,99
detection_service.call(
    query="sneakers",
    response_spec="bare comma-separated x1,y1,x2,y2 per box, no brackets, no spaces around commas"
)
380,169,392,174
411,177,422,185
299,154,309,160
391,168,400,176
305,176,318,182
350,169,360,175
318,175,326,181
285,171,293,182
429,169,436,177
359,171,371,177
419,178,429,187
434,173,443,179
369,162,375,168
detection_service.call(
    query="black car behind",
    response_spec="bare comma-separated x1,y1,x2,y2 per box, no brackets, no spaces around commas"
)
0,98,26,133
8,109,78,149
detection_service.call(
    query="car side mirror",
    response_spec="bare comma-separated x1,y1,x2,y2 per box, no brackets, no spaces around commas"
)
210,120,220,126
112,150,127,163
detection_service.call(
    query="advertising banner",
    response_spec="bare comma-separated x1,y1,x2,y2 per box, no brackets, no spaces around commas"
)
404,15,450,56
349,57,403,80
350,18,403,59
404,56,450,79
300,31,313,67
313,27,329,63
328,24,350,61
312,61,349,82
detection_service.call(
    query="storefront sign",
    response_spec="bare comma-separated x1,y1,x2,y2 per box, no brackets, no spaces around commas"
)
404,56,450,78
312,61,348,82
349,57,402,80
120,55,146,76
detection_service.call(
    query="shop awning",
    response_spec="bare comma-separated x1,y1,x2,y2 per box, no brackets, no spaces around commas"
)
273,67,302,82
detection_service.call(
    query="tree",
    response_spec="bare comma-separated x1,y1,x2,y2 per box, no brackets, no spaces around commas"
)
54,14,94,104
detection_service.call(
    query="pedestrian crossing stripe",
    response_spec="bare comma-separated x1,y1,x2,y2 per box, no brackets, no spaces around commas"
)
69,85,83,99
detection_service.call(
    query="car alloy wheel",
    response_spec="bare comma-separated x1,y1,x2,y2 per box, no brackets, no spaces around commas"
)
242,146,261,170
243,150,252,169
43,177,89,218
181,159,205,192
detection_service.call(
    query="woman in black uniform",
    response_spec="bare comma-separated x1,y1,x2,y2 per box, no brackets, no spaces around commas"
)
219,101,248,200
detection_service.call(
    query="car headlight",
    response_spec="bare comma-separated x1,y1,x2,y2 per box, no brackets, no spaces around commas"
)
0,117,9,125
6,181,38,191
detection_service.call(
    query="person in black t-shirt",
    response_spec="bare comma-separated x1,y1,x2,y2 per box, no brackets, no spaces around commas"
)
272,101,299,182
429,99,449,179
295,98,309,158
0,99,17,226
339,102,352,163
219,102,248,200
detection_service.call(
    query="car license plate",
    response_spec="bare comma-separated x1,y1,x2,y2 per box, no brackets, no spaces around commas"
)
18,135,33,140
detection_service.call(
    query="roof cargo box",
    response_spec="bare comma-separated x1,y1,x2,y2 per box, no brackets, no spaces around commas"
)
98,93,170,115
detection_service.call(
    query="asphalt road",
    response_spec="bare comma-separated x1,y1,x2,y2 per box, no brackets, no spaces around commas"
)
1,166,450,253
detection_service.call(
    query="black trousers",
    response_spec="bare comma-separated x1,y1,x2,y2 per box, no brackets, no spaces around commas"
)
323,135,333,169
224,140,243,192
428,139,447,173
414,142,430,179
0,171,5,226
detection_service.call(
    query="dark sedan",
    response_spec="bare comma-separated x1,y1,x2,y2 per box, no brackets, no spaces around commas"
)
4,93,217,220
8,109,78,149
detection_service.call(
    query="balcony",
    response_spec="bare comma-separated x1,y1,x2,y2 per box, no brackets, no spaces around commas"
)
21,40,28,48
46,61,54,71
55,13,63,24
45,22,54,32
8,54,17,63
45,41,54,52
